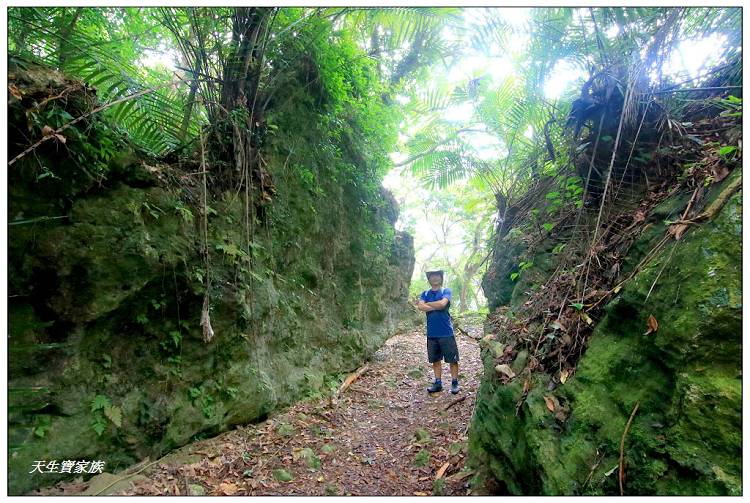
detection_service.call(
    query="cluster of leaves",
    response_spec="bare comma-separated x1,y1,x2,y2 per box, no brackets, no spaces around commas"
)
188,386,216,419
9,81,127,193
9,8,194,155
509,260,533,282
90,394,122,436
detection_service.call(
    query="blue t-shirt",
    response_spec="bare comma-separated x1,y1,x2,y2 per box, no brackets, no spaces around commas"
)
420,287,454,338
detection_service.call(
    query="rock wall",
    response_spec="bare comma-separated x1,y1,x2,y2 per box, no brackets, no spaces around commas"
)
8,66,415,494
468,171,741,495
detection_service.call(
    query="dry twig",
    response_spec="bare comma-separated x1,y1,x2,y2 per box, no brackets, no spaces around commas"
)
338,364,370,396
444,395,467,411
619,401,640,496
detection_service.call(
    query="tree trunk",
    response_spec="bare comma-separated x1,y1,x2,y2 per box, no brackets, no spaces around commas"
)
57,7,83,68
220,8,270,113
459,281,469,313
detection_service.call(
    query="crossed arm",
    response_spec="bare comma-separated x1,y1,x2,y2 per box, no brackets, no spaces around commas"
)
417,297,449,312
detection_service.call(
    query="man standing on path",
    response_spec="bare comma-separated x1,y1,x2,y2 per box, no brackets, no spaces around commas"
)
417,270,460,394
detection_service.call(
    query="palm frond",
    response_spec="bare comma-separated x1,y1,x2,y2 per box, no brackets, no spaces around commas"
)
9,7,198,156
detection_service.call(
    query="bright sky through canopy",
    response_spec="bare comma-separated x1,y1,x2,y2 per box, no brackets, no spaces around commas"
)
381,7,735,300
132,7,736,303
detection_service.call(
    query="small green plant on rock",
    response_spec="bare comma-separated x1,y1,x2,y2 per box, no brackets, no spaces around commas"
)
173,200,194,223
510,260,533,281
90,394,122,436
414,448,431,467
33,415,52,438
166,355,182,378
217,381,238,399
433,477,447,495
160,330,182,353
187,386,215,419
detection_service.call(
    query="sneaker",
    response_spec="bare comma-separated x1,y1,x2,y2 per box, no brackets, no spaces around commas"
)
427,380,443,393
450,379,460,394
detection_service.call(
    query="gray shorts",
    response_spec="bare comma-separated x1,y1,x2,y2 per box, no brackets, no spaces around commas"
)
427,336,460,363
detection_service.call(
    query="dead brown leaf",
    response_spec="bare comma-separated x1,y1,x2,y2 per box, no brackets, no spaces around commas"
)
448,470,474,482
712,164,730,183
668,222,689,240
495,364,516,380
543,395,556,412
435,462,450,480
41,125,55,136
560,369,569,384
9,84,22,100
550,320,567,332
632,210,647,224
643,315,659,335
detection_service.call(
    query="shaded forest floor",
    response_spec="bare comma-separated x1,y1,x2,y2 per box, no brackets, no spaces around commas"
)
33,323,483,496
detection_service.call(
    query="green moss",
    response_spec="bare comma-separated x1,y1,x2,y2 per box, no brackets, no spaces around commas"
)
272,468,294,482
414,449,431,467
469,182,742,495
9,115,415,496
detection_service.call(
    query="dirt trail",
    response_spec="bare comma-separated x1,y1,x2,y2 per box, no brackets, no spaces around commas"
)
33,324,483,496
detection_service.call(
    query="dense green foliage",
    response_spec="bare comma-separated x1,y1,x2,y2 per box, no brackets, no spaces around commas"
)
6,7,464,494
398,7,741,191
8,7,461,158
388,7,740,317
471,172,741,495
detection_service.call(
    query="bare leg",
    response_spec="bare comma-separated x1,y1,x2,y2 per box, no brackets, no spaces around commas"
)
432,361,442,380
450,363,459,380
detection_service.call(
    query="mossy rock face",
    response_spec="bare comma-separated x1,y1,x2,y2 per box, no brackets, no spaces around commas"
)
8,67,415,495
481,233,527,311
469,182,741,495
